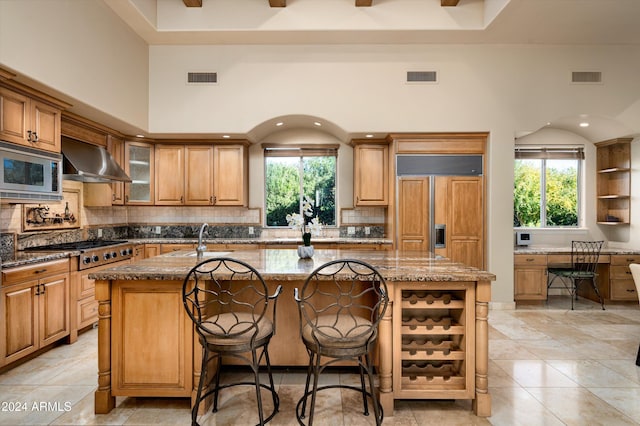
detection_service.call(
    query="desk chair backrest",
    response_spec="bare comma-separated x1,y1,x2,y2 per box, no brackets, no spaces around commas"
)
570,240,604,275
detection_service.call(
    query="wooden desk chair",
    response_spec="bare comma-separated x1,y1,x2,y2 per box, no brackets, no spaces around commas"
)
294,259,388,426
547,240,605,310
182,258,283,426
628,263,640,366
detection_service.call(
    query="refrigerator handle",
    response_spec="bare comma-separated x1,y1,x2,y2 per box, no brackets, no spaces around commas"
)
434,224,446,248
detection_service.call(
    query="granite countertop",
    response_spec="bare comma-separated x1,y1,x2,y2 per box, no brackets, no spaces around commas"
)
514,246,640,255
125,237,393,245
1,238,393,269
89,248,496,283
1,250,79,269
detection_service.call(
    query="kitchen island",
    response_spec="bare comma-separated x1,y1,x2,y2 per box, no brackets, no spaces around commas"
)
90,248,495,417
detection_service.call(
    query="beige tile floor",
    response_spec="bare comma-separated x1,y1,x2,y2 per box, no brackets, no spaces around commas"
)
1,295,639,425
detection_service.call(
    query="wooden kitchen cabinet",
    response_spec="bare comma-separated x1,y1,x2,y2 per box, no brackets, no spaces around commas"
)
213,144,248,206
125,141,154,205
155,145,185,205
0,85,62,153
154,143,246,206
514,254,547,301
596,138,632,225
143,244,161,258
352,140,389,206
0,259,70,366
609,254,640,301
155,145,216,205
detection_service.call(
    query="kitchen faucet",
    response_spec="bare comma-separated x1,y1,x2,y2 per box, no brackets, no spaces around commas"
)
196,223,208,260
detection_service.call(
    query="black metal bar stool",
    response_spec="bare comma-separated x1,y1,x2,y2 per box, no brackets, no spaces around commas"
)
182,257,282,426
294,259,389,426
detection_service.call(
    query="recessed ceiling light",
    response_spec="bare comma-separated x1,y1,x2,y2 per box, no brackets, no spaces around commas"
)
135,134,145,138
222,135,230,138
546,122,551,126
579,122,590,128
276,122,284,127
366,134,374,138
313,122,322,127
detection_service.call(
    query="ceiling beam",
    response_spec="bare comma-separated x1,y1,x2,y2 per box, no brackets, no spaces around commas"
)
356,0,373,6
269,0,286,6
441,0,460,5
183,0,202,7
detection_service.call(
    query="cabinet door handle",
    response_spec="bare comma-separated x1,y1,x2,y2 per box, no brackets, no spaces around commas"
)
40,283,45,294
212,195,217,205
180,196,184,203
33,132,38,142
35,284,41,295
210,196,213,204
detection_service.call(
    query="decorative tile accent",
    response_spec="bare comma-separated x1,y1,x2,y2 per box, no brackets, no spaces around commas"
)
0,232,15,262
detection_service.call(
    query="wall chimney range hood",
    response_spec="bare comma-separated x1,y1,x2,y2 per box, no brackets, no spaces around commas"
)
62,137,131,183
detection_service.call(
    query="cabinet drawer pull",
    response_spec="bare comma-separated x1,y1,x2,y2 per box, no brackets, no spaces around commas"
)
34,268,47,274
526,258,535,262
627,289,637,293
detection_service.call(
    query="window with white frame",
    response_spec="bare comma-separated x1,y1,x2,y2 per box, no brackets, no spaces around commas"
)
264,144,337,227
514,146,584,228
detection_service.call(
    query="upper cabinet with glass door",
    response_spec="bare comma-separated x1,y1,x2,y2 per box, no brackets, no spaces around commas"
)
125,141,154,205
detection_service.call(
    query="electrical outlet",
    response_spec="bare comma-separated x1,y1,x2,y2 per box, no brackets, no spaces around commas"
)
248,226,254,235
155,226,161,234
364,227,370,235
347,226,355,235
97,228,103,238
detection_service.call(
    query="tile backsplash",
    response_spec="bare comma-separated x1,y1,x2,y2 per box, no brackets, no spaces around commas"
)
2,199,387,250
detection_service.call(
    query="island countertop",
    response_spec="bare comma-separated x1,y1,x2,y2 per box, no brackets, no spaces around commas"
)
89,248,497,282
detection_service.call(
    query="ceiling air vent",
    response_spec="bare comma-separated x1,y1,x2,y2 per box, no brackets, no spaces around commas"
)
187,72,218,85
571,71,602,84
406,71,438,84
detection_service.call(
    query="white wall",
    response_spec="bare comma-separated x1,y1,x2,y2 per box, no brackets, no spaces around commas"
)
0,0,149,130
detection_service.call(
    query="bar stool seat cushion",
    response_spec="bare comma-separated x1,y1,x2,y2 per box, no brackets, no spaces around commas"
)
302,314,373,349
202,313,274,348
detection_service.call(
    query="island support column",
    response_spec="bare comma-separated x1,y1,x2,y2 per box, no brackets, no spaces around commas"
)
473,280,491,416
95,279,115,414
378,299,393,414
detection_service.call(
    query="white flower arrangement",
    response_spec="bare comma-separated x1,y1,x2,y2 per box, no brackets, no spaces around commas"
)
286,196,323,246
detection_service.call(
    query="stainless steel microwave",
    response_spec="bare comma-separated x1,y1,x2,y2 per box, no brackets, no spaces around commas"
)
0,141,62,201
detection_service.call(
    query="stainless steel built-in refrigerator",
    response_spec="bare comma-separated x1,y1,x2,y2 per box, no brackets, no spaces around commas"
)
396,154,485,269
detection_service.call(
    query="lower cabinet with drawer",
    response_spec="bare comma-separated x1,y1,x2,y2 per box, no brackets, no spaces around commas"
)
0,259,70,366
609,255,640,301
514,254,548,301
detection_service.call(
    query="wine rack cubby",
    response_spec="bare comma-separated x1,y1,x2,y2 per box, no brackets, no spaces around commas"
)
393,284,475,399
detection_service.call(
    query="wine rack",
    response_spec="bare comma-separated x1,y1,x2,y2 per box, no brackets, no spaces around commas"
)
393,284,475,399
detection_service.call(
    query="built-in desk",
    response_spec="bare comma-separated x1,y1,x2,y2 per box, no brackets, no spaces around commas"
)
514,248,640,303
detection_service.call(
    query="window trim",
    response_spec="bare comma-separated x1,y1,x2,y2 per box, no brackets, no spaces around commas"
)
514,145,584,228
263,145,338,228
